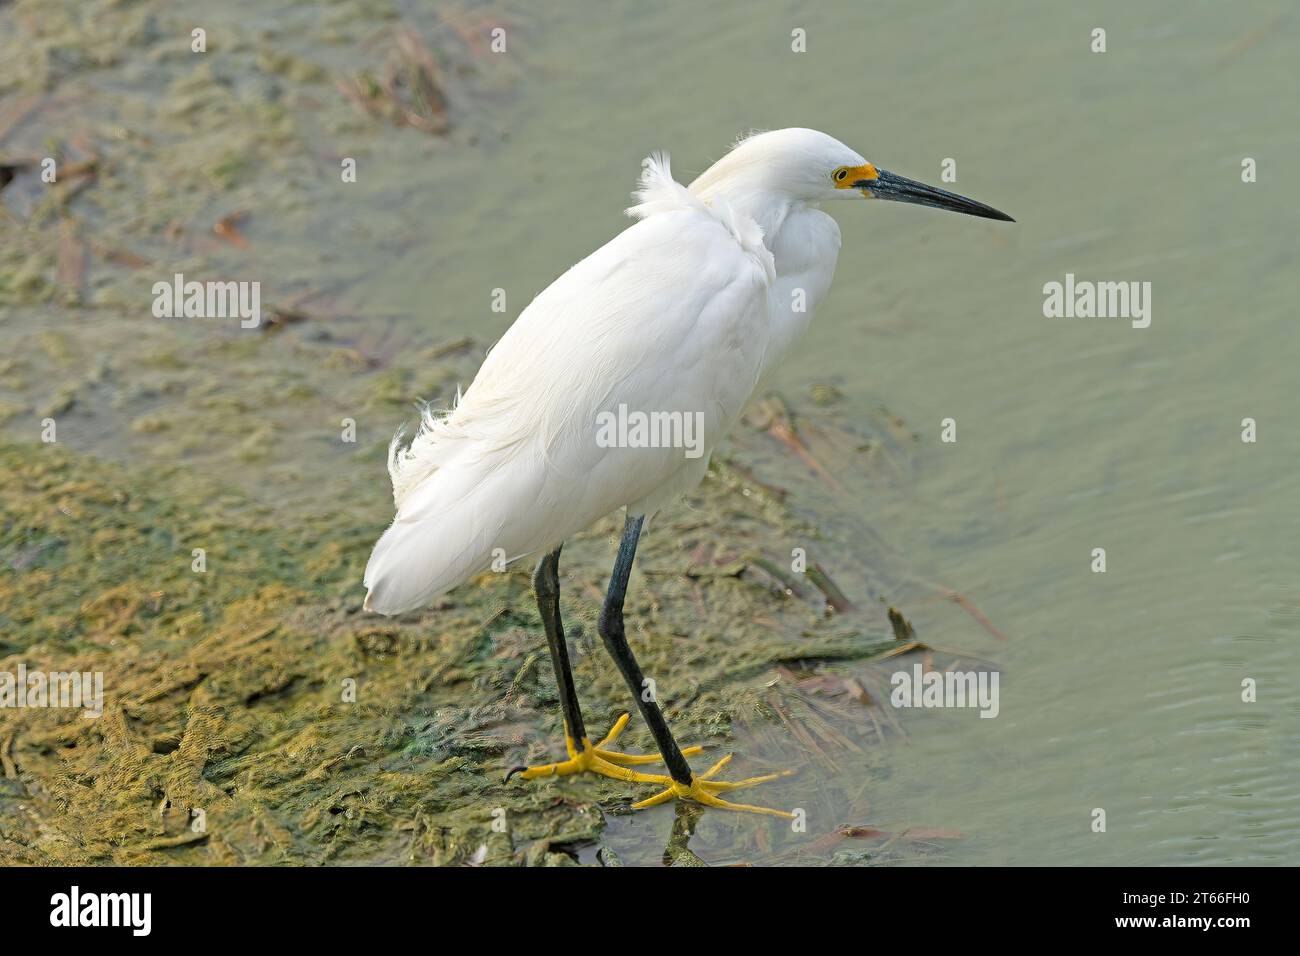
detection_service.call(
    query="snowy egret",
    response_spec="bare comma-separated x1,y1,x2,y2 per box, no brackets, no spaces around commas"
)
364,128,1013,816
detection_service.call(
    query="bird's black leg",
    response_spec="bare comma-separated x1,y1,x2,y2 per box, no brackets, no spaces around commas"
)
532,544,586,744
597,513,695,786
514,514,791,815
509,539,692,783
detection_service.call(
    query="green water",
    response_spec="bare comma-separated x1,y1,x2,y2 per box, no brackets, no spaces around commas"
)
3,0,1296,865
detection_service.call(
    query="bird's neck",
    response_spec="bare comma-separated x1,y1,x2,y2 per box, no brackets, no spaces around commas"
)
693,183,798,251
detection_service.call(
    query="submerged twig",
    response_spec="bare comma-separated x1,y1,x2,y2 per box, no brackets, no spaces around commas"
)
909,576,1009,641
807,562,853,613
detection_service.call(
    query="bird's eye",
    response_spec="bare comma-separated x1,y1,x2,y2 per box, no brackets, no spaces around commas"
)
833,168,849,182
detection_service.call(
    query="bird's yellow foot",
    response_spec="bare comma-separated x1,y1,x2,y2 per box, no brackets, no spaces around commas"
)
631,754,795,818
507,713,704,785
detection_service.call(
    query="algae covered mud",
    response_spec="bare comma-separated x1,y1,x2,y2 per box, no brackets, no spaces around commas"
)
3,0,1298,868
0,437,924,866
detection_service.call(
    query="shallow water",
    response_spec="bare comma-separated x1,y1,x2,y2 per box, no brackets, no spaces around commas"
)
3,0,1296,865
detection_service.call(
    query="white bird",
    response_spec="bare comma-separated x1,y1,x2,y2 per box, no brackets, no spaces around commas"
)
364,128,1012,815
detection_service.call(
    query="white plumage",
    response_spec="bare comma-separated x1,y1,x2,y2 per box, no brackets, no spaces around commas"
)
364,128,1010,615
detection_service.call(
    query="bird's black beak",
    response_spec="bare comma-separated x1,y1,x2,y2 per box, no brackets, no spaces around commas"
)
856,169,1014,222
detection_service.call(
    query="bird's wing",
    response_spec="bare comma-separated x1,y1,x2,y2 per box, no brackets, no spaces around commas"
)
364,155,773,614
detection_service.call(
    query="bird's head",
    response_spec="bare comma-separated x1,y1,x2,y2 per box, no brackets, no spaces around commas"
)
692,127,1013,222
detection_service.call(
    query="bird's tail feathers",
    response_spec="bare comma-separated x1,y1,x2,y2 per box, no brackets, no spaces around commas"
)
386,390,468,510
363,461,506,615
365,436,550,615
363,512,496,615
